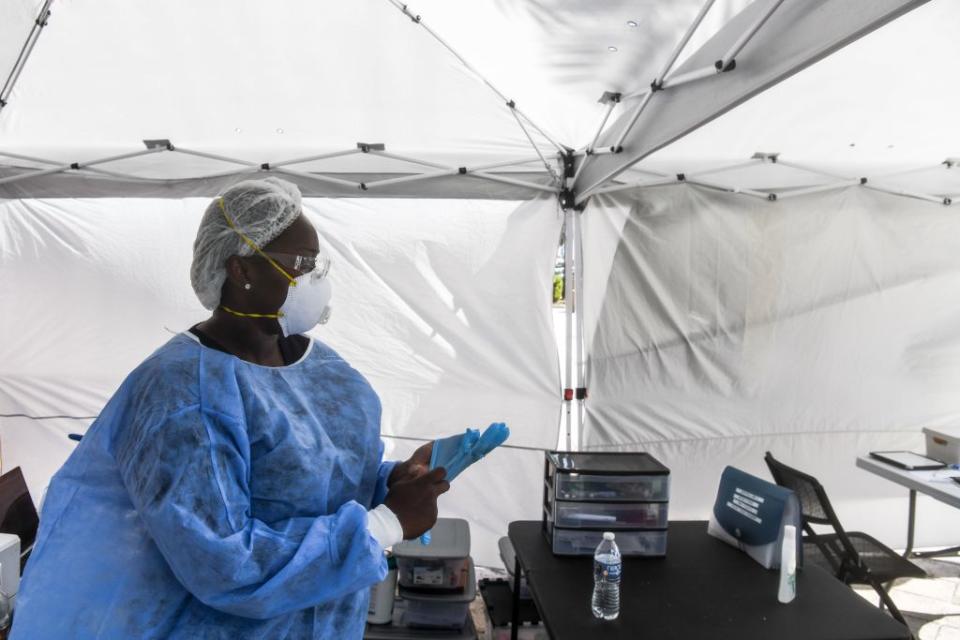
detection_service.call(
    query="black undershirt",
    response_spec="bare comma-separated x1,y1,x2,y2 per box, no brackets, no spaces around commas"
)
189,325,309,366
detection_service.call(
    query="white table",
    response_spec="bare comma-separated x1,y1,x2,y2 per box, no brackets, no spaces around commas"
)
856,455,960,557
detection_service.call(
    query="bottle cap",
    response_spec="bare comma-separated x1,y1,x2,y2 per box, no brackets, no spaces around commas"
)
603,532,615,541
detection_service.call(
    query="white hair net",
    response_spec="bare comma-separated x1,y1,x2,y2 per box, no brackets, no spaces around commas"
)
191,177,303,310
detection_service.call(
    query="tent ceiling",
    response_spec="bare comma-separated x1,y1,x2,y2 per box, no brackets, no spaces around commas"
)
642,0,960,172
574,0,932,198
0,0,955,198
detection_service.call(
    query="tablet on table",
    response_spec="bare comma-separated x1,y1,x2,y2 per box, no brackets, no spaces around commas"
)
868,451,947,471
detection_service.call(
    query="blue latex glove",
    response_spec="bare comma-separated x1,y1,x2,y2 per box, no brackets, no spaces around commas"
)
429,422,510,482
420,422,510,544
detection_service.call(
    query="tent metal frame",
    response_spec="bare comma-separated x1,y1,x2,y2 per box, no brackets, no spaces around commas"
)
0,142,563,196
385,0,567,164
573,154,956,206
0,0,54,114
571,0,786,200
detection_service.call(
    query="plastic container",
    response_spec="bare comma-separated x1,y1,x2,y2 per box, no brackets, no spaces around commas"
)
364,599,477,640
400,560,476,629
554,501,668,530
546,521,667,556
924,427,960,464
394,518,471,593
591,532,621,620
367,555,398,625
544,452,670,557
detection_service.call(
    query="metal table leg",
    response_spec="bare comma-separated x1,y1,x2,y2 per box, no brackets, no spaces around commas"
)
904,489,916,558
511,556,522,640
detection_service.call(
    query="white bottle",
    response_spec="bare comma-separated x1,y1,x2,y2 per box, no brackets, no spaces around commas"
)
591,532,621,620
778,524,797,603
367,555,398,624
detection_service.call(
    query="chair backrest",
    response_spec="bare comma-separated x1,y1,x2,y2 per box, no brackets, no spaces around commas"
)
0,467,39,557
764,452,837,525
764,452,863,576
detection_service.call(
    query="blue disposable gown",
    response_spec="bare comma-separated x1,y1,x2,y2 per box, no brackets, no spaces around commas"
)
11,333,396,639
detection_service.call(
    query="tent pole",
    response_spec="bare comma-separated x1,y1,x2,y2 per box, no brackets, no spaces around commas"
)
573,207,587,452
773,180,861,200
562,208,575,452
384,0,566,154
271,149,363,168
0,147,163,186
370,135,560,184
362,168,462,189
684,177,772,201
81,148,166,168
172,148,259,168
468,172,558,194
467,157,549,172
655,0,718,87
368,150,447,170
270,167,364,190
611,91,655,155
0,150,142,181
0,164,72,186
362,157,556,190
659,65,720,90
610,0,717,153
863,183,952,205
571,97,621,186
580,176,679,202
686,158,764,178
716,0,786,71
0,0,54,115
508,109,562,183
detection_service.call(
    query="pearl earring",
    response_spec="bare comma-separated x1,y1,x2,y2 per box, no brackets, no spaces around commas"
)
244,283,252,291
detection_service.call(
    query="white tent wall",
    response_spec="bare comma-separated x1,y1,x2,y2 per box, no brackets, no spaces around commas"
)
580,184,960,549
0,195,562,566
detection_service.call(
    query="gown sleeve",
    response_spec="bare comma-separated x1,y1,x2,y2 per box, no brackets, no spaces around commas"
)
114,403,387,620
372,440,397,507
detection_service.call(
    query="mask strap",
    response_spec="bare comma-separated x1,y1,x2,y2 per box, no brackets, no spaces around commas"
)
218,198,297,287
220,305,282,320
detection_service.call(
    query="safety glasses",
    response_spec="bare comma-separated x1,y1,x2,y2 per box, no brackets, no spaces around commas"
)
261,252,331,278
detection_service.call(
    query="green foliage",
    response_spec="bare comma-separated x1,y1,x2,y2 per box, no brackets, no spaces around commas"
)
553,274,564,304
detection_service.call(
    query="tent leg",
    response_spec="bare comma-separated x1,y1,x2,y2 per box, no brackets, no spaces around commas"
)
573,208,587,451
562,209,575,451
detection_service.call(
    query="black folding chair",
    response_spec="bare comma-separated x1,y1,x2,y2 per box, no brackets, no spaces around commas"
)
0,467,40,572
765,452,925,627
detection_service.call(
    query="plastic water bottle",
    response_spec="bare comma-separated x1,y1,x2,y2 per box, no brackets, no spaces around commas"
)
591,531,621,620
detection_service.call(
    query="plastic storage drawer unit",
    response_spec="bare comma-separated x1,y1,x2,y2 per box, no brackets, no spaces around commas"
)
393,518,471,593
543,451,670,556
400,560,476,629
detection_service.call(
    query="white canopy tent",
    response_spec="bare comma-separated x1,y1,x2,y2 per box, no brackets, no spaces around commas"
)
1,0,959,566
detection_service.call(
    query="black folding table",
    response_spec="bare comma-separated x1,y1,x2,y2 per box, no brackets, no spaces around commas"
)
508,520,911,640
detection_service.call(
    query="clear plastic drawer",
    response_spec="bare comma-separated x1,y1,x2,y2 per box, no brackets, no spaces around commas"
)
554,501,667,530
549,526,667,556
554,473,669,502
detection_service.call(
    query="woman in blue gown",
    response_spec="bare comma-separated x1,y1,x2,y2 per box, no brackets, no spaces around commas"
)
11,178,448,639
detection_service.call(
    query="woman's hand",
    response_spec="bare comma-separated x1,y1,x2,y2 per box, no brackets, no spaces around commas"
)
388,441,433,487
384,467,450,539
